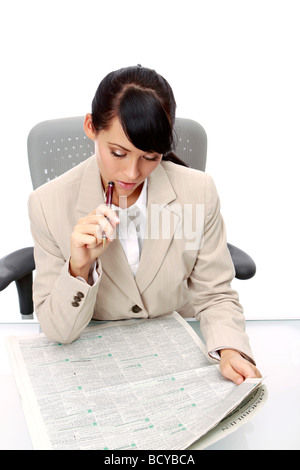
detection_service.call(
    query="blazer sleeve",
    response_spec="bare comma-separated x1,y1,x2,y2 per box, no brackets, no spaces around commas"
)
28,190,101,344
188,174,255,363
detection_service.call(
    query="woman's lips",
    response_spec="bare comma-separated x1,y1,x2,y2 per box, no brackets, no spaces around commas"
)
117,180,137,190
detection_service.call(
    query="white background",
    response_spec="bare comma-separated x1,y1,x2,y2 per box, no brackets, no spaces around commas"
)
0,0,299,321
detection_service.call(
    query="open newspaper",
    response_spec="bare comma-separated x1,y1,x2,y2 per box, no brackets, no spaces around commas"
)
6,312,266,450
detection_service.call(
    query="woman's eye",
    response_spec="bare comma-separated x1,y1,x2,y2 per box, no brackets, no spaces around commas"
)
144,155,160,162
111,151,127,158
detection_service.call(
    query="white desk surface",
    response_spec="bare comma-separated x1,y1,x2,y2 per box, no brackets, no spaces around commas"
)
1,319,299,450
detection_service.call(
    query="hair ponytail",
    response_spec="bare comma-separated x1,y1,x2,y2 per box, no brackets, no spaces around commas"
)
162,152,189,167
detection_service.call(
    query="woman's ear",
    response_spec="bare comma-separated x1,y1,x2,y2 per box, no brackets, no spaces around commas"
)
84,113,96,141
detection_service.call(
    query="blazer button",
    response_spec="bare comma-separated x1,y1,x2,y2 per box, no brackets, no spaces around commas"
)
73,295,82,302
131,305,142,313
76,291,84,299
72,301,80,307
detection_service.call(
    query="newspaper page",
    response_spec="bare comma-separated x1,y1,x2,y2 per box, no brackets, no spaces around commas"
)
6,312,264,450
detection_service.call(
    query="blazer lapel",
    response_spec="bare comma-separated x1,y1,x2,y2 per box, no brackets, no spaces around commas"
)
100,241,145,308
75,155,105,216
135,164,180,294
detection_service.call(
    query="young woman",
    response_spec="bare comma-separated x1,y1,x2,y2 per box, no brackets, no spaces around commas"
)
28,65,261,385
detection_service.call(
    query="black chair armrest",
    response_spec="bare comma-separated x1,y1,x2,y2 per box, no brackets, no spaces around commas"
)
227,243,256,280
0,247,35,316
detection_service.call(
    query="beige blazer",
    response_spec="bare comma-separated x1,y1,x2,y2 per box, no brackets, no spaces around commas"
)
28,155,254,362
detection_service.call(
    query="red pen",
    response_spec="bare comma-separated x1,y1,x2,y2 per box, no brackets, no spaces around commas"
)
105,181,114,207
102,182,114,248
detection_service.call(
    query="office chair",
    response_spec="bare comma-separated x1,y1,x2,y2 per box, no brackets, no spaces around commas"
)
0,117,256,318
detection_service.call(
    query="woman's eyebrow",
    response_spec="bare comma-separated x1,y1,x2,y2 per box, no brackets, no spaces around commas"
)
108,142,131,152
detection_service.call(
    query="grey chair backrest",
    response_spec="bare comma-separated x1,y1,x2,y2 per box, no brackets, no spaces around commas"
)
27,117,207,189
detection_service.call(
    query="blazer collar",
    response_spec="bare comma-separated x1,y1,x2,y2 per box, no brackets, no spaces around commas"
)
135,162,180,294
75,157,180,303
101,163,180,304
75,155,177,215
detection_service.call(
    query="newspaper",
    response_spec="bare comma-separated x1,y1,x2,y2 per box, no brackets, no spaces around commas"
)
6,312,266,450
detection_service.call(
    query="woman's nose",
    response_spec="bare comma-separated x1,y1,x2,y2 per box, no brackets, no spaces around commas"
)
123,158,140,180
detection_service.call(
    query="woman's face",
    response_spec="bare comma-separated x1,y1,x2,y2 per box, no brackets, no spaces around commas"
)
84,115,162,207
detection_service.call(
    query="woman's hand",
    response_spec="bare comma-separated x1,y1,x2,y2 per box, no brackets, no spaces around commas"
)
69,205,119,281
219,349,262,385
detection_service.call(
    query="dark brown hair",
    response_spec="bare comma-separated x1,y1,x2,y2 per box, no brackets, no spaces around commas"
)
91,65,188,166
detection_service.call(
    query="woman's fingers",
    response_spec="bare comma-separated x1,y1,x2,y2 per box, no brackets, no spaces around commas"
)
81,213,119,226
95,205,120,228
71,232,100,249
70,206,120,278
219,349,262,385
75,222,114,244
70,207,119,280
97,217,117,241
75,207,120,245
